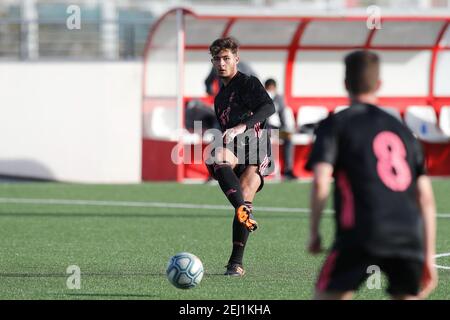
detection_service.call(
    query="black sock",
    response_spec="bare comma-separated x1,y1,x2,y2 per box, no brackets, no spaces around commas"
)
244,200,253,212
228,201,253,266
213,163,245,209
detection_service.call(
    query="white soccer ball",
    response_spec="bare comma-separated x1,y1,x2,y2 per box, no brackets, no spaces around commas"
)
166,252,204,289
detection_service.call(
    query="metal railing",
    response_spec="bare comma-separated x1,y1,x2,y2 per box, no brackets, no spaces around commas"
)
0,19,153,60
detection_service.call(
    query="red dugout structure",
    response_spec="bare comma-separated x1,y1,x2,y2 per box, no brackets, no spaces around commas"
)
142,8,450,181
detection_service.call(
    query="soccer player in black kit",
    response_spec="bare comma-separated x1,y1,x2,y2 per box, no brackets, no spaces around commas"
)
205,37,275,276
306,51,438,299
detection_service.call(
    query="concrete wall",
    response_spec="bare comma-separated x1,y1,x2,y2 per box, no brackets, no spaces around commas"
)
0,61,142,183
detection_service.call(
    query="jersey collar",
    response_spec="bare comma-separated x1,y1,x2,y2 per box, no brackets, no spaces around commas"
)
220,71,241,89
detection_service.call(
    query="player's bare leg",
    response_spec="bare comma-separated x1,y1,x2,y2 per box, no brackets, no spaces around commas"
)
240,165,261,202
313,290,354,300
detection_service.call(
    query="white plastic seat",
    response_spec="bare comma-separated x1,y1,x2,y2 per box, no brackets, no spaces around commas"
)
267,112,281,128
181,133,201,144
291,133,315,145
439,106,450,137
202,131,215,143
145,106,177,139
404,106,450,142
293,106,329,145
145,106,201,143
297,106,329,128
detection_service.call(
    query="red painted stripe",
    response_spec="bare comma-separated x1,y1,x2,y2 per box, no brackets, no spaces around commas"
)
337,171,355,229
285,20,309,103
429,21,450,102
364,26,378,49
317,250,339,292
222,18,236,37
192,15,449,22
142,8,194,98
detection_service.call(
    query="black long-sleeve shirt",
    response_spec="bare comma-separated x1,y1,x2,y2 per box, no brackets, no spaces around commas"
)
214,71,275,133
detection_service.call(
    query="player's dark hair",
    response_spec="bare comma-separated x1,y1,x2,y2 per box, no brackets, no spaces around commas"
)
345,50,380,95
209,37,239,57
264,78,276,88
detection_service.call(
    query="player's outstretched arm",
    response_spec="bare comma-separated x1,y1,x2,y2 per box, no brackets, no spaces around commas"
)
416,175,438,299
241,77,276,129
243,101,275,129
308,162,333,255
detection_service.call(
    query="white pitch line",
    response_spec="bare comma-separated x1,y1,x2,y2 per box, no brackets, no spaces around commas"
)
435,265,450,270
435,252,450,270
0,197,450,217
0,197,332,214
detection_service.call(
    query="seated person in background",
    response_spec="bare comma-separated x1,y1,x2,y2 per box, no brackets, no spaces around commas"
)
185,99,220,132
264,78,297,180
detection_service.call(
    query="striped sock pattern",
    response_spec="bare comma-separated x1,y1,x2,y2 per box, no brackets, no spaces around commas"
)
244,201,253,212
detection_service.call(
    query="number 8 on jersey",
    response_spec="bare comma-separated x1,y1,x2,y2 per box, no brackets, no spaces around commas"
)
372,131,412,192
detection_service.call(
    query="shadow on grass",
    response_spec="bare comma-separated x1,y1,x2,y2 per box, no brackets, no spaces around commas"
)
62,292,160,299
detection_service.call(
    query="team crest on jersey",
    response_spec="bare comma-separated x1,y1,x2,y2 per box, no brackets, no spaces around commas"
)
229,92,235,103
220,106,231,126
218,92,236,127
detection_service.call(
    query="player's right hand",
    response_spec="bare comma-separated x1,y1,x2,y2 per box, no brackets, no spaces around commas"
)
418,259,438,299
223,123,246,144
307,234,322,255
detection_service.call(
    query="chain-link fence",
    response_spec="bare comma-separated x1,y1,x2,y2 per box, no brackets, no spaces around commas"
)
0,18,152,60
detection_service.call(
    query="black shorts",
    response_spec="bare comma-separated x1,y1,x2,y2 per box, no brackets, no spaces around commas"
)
206,129,274,192
316,249,424,296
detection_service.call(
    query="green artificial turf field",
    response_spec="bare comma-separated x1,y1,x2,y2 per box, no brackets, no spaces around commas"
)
0,180,449,300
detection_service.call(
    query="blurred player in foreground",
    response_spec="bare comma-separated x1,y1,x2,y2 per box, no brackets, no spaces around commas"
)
306,50,437,300
206,37,275,276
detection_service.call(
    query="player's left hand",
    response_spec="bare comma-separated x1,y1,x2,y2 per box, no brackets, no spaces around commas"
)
419,258,438,299
308,234,323,255
223,123,247,144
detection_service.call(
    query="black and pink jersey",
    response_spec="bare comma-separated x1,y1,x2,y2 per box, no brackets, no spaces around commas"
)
214,71,274,133
306,103,426,261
